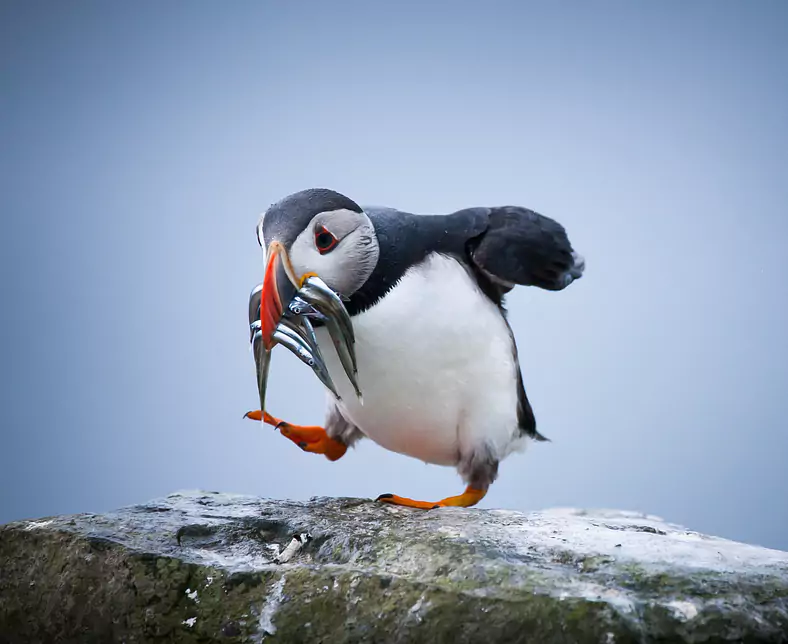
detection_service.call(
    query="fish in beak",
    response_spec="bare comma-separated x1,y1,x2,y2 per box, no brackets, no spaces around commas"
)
249,241,362,415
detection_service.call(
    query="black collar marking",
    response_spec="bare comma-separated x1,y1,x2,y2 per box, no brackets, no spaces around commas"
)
345,206,490,316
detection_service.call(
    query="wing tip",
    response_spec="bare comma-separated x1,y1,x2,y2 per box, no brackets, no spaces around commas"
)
561,251,586,288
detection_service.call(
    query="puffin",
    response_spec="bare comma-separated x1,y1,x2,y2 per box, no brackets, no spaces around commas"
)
244,188,585,509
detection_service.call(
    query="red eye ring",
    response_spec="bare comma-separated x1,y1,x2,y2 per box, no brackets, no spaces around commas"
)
314,225,338,254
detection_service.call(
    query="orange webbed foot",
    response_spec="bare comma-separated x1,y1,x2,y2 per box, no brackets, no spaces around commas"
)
376,486,487,510
244,410,347,461
278,422,348,461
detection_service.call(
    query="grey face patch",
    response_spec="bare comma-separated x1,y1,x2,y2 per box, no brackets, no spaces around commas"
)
288,209,380,297
311,209,367,244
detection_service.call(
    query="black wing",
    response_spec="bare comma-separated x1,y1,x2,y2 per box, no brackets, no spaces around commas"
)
468,206,585,293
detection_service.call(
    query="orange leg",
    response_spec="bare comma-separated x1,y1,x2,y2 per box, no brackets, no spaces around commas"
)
376,486,487,510
243,410,347,461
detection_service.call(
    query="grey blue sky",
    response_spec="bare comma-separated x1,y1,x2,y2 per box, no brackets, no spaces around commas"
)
2,1,787,550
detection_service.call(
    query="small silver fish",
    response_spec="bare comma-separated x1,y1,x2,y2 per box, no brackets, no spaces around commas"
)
271,327,341,400
248,274,360,413
287,296,326,321
296,277,359,393
252,331,272,415
299,276,355,344
284,295,361,399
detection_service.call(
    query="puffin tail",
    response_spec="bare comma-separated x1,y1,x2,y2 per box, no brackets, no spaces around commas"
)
516,366,550,442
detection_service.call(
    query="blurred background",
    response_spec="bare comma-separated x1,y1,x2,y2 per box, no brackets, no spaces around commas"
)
2,1,786,550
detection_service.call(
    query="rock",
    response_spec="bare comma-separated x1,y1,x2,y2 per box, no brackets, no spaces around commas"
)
1,491,787,643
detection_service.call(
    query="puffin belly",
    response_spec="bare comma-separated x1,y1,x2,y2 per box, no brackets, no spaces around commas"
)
315,253,522,466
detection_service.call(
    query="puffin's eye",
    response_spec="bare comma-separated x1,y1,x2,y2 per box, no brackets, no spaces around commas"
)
314,226,338,254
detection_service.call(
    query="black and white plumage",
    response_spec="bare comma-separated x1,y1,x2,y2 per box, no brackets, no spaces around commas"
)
251,188,585,500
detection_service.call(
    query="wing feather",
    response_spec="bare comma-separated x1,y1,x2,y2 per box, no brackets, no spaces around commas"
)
469,206,584,292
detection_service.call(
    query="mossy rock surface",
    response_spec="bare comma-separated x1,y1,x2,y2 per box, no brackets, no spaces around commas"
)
1,491,787,643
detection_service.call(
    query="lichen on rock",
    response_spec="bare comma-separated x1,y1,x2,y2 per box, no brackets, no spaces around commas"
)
1,491,787,642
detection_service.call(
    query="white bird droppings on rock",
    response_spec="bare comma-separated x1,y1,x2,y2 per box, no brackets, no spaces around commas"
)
257,575,286,637
667,600,699,621
24,520,55,531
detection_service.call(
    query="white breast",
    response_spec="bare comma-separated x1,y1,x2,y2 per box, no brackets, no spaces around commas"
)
314,252,527,467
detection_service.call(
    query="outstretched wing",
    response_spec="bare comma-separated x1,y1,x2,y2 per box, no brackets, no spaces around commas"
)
469,206,585,293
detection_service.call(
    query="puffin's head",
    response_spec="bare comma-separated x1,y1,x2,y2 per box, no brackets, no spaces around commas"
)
255,188,379,349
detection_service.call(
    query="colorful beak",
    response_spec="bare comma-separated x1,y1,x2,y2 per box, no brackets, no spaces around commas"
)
258,241,299,350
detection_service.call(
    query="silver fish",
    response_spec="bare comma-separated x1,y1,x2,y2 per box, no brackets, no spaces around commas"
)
323,313,362,398
285,297,361,399
252,330,272,415
248,274,360,412
278,314,320,353
248,283,272,414
271,327,341,400
296,277,358,385
299,276,355,344
287,296,326,321
250,318,261,342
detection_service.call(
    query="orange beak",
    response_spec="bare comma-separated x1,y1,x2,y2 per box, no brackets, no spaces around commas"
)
259,241,299,350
